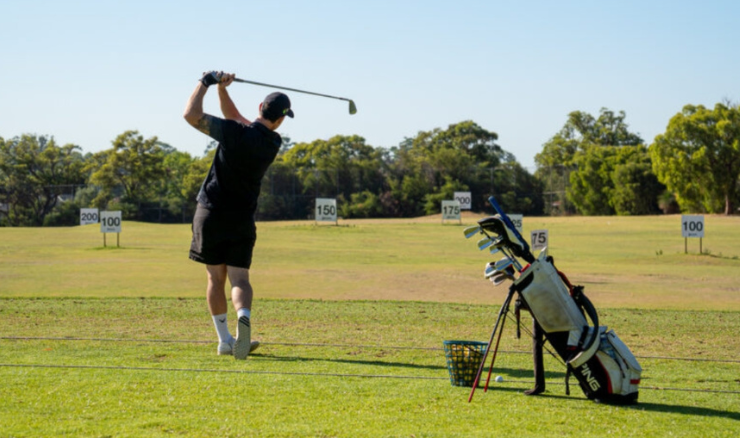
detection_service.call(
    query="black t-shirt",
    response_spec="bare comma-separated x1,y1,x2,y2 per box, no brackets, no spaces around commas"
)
196,118,282,215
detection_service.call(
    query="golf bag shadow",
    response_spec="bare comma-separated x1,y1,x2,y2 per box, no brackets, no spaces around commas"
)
465,196,642,405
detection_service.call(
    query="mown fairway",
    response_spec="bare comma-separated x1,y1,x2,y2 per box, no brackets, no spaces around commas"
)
1,299,738,437
1,214,740,309
1,215,739,436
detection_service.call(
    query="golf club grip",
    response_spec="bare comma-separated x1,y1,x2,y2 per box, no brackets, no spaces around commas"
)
233,78,350,102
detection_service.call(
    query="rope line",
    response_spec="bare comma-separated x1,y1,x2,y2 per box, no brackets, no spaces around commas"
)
0,363,443,380
1,363,738,395
3,336,739,364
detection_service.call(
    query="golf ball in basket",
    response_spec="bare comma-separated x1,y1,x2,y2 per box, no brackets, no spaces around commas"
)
495,375,504,383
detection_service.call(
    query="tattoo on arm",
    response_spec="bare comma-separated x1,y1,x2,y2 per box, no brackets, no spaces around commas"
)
195,114,216,136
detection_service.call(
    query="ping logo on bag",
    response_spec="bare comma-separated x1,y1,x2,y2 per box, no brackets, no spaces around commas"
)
580,364,601,391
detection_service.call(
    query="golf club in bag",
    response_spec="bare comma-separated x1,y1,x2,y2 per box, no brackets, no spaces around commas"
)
233,78,357,115
465,196,642,404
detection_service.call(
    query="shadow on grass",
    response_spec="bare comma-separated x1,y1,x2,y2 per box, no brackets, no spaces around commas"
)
478,391,740,421
628,402,740,421
255,352,569,380
257,352,545,376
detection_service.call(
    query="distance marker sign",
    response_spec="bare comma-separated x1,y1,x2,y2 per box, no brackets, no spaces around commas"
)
681,215,704,238
441,200,461,222
100,211,122,233
315,198,337,223
453,191,472,210
508,214,523,234
80,208,99,225
530,229,549,251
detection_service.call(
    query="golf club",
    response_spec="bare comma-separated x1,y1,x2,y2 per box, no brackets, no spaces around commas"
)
233,78,357,115
477,237,495,251
463,225,481,239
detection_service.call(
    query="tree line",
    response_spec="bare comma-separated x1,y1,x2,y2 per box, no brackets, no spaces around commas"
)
1,102,739,226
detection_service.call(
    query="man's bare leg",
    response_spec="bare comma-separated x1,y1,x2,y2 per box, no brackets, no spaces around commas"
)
206,264,235,355
228,266,255,359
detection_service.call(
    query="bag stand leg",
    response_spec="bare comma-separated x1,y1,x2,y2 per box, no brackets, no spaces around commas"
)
468,288,515,403
524,318,545,395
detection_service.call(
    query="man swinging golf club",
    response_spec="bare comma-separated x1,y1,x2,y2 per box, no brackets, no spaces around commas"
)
184,70,293,359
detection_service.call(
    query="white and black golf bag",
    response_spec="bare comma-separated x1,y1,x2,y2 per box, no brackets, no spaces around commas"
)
465,196,642,404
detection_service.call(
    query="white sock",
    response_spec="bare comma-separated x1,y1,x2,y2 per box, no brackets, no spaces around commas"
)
212,313,233,343
237,308,251,320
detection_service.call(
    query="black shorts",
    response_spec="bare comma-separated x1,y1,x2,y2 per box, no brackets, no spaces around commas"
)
189,204,257,269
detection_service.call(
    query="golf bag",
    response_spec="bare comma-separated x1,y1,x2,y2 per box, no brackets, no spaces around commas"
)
464,196,642,404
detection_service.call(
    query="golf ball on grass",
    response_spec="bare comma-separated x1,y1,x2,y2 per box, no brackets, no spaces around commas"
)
495,376,504,383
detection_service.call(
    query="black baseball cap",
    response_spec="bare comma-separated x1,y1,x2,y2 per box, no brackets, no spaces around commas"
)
262,92,294,120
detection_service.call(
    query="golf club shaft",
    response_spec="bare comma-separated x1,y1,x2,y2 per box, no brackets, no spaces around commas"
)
233,78,352,103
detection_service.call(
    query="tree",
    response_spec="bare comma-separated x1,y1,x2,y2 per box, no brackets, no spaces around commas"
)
88,131,167,219
609,145,664,215
281,135,386,217
651,103,740,215
568,145,615,215
390,121,510,215
0,135,86,226
536,108,644,214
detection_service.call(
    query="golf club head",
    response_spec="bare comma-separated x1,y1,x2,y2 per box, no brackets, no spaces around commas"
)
348,100,357,115
494,257,514,272
484,263,497,278
463,225,481,239
477,237,495,251
490,272,509,286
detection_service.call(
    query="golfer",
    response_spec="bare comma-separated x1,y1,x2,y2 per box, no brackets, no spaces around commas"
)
183,71,293,359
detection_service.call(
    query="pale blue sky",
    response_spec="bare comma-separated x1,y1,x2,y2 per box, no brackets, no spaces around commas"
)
1,0,738,170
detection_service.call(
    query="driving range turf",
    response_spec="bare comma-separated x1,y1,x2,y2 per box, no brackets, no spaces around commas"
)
1,214,739,437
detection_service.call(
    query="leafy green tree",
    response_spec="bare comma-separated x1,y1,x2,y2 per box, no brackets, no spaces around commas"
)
609,145,664,215
339,190,384,218
492,161,545,215
390,121,508,214
536,108,644,214
651,103,740,214
159,148,196,222
567,146,615,215
281,135,386,217
0,135,86,226
88,131,166,219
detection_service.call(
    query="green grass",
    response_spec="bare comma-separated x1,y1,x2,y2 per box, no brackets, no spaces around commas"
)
1,298,739,437
1,216,739,436
1,214,740,309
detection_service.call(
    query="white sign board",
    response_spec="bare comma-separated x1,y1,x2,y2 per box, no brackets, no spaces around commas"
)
80,208,99,225
100,211,122,233
315,198,337,223
441,200,461,221
681,215,704,238
508,214,523,234
531,229,549,251
453,191,472,210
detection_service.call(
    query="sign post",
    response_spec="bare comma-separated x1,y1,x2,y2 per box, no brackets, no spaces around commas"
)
100,210,122,247
441,200,461,224
315,198,338,225
681,215,704,254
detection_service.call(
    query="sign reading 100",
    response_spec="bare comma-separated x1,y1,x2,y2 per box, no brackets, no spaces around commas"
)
681,215,704,238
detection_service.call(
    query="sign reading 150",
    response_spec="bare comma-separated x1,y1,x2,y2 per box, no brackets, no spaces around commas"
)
317,204,336,216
